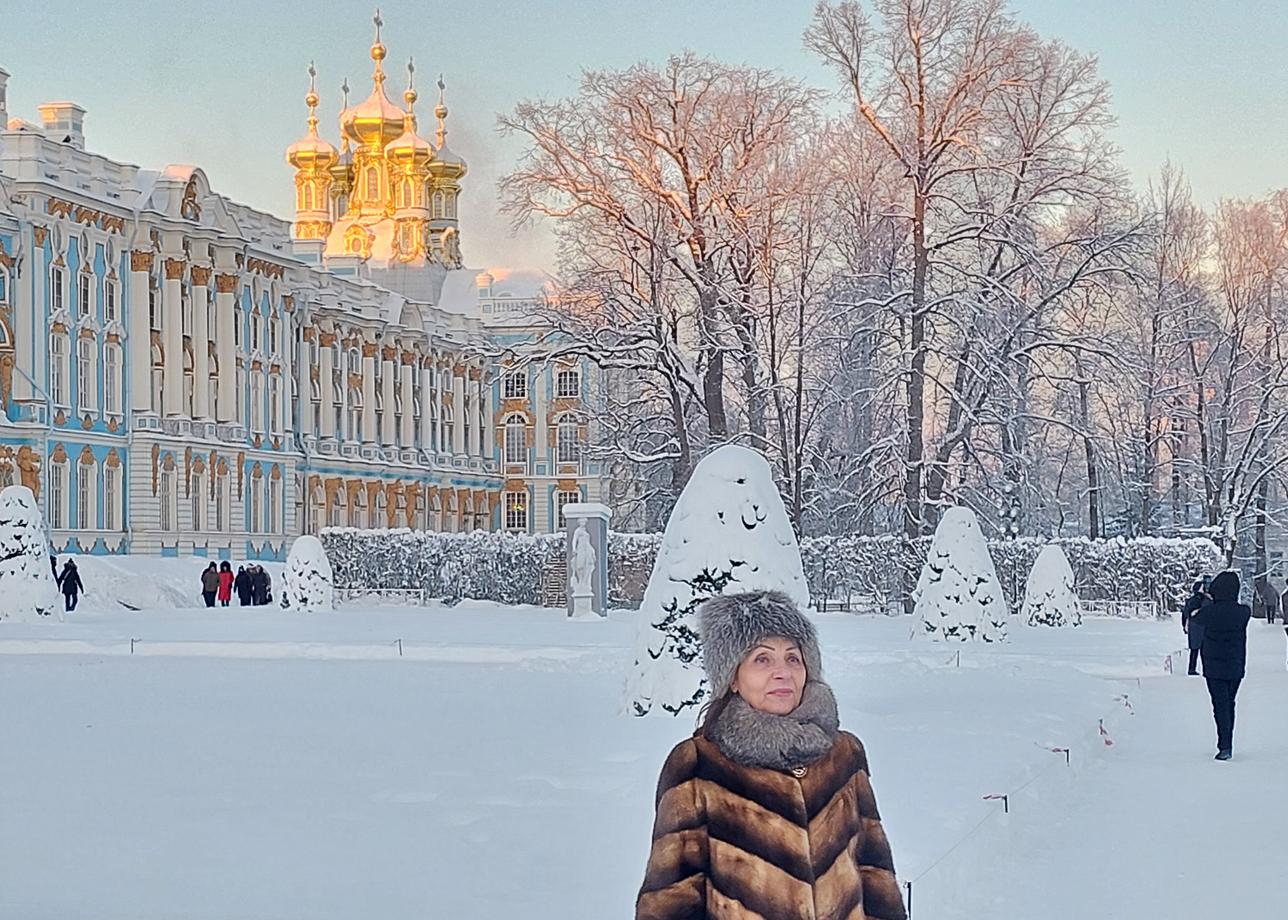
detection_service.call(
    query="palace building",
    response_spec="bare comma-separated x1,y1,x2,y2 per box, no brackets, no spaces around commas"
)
0,19,601,558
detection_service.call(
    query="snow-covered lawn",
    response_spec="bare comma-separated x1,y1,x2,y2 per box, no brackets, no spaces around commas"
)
2,604,1283,919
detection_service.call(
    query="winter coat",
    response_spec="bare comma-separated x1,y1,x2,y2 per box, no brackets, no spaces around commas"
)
201,568,220,593
1182,592,1208,650
637,731,906,920
1196,572,1251,680
59,566,84,597
217,571,234,602
234,571,252,600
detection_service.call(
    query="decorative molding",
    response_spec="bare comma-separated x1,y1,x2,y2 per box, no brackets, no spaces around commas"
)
32,226,49,247
214,272,239,294
163,258,187,281
130,250,155,273
190,265,212,286
47,198,75,219
246,256,286,280
361,342,378,359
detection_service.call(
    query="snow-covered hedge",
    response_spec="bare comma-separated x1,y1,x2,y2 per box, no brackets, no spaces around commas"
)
319,528,1221,612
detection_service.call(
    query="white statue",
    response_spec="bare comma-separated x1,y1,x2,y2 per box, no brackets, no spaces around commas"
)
569,518,596,601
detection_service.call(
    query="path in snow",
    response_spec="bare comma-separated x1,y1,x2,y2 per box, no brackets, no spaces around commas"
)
963,623,1288,920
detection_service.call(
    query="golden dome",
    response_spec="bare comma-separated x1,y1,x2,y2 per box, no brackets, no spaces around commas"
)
385,59,435,169
286,63,339,170
339,12,407,148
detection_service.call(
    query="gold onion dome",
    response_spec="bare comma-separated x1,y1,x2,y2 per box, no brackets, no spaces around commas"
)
429,74,467,179
339,10,408,148
286,63,339,170
385,58,435,168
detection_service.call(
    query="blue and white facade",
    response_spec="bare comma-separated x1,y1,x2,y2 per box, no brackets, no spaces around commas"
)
0,62,599,557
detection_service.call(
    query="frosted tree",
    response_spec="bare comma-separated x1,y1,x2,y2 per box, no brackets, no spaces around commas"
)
913,506,1007,642
280,535,334,613
0,485,60,621
625,445,810,716
1022,544,1082,627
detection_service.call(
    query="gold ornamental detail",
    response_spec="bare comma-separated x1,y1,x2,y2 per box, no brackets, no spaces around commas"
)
164,258,187,281
190,265,212,286
215,273,239,294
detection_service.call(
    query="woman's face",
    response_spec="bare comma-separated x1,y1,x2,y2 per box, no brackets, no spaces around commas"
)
731,636,807,715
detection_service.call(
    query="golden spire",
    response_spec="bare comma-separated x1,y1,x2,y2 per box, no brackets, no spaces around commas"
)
435,73,448,148
286,61,338,170
371,8,387,86
305,61,321,136
404,57,418,114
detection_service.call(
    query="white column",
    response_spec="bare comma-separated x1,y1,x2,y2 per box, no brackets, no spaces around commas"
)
380,348,396,446
483,374,495,461
361,344,377,443
451,367,465,455
127,250,153,411
214,270,237,423
400,359,415,447
299,328,314,437
419,358,434,451
191,268,211,419
318,337,335,438
161,257,184,416
471,370,485,457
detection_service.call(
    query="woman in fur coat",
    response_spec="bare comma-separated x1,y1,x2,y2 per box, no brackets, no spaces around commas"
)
637,590,906,920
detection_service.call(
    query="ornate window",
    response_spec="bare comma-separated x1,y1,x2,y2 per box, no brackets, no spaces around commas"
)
400,178,413,209
191,469,207,531
268,474,281,533
77,270,91,320
250,373,264,433
148,279,160,330
269,317,279,355
104,280,118,323
269,374,282,433
432,191,445,219
104,345,122,416
329,485,346,528
50,265,66,314
440,405,453,454
347,386,362,441
50,333,70,408
103,462,121,532
556,368,580,399
504,491,527,532
446,191,457,219
250,308,261,351
216,471,230,533
555,490,581,529
50,460,69,529
556,415,581,465
365,167,379,201
503,370,527,400
504,414,527,465
76,458,96,530
159,467,176,531
302,183,316,212
77,338,96,413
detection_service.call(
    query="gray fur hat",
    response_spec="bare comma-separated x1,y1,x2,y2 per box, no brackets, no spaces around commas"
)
698,590,823,698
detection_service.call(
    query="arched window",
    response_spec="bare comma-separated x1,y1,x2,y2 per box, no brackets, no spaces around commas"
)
432,191,445,219
440,404,453,454
353,487,368,529
446,191,457,219
49,265,66,314
103,461,122,532
50,460,69,529
159,467,176,531
104,344,122,416
76,338,96,413
216,471,230,532
347,386,362,441
504,414,527,465
348,347,361,375
269,374,282,433
50,333,69,408
556,415,581,465
76,457,96,530
365,167,379,200
375,489,387,529
400,177,412,208
191,469,207,531
302,183,315,212
330,485,346,528
332,379,344,437
150,344,164,414
183,346,195,418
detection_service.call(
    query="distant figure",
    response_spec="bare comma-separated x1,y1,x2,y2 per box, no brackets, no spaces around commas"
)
1181,578,1211,676
251,566,272,606
200,563,220,608
58,559,84,612
1192,571,1252,761
50,554,59,582
234,566,253,606
217,561,234,607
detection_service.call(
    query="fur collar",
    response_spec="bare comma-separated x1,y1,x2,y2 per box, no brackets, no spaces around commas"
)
706,680,840,771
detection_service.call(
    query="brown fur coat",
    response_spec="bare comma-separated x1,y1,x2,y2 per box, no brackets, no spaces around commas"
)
637,731,906,920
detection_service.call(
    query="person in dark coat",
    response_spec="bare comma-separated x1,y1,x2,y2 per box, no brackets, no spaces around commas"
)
1181,578,1210,675
234,566,253,606
58,559,85,612
51,554,59,582
200,563,220,608
1191,570,1252,760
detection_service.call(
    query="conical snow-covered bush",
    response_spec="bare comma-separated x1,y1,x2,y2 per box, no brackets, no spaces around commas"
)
914,506,1007,642
625,445,809,717
0,485,60,621
1022,543,1082,627
280,535,334,613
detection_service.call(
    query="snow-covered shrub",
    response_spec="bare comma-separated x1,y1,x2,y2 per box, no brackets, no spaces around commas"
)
625,445,810,717
1021,544,1082,627
281,535,334,613
0,485,59,621
914,506,1008,642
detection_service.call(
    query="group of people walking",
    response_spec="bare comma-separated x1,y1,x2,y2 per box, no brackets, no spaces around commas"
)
199,562,273,608
1181,572,1253,761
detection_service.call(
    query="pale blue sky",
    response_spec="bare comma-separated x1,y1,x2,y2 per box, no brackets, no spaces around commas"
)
2,0,1286,269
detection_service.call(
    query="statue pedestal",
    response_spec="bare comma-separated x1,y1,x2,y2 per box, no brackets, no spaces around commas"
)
562,502,612,618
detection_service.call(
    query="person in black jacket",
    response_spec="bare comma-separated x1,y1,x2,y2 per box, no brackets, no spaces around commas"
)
234,566,253,607
1181,577,1211,675
58,559,85,612
1192,570,1252,760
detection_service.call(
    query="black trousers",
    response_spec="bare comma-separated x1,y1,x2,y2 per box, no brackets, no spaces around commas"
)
1188,648,1200,673
1205,677,1242,752
202,591,216,608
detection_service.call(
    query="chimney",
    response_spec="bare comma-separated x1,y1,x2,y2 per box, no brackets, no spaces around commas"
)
37,101,86,150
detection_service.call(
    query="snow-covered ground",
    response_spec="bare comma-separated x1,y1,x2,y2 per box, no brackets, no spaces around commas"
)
2,601,1284,919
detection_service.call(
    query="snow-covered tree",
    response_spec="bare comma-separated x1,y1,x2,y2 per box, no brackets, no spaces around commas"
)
913,506,1008,642
280,535,334,613
0,485,59,621
1022,544,1082,627
625,445,809,716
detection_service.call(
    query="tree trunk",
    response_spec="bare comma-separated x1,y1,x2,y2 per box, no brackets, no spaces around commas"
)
1077,366,1101,538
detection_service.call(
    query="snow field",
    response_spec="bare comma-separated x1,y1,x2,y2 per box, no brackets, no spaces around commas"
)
4,605,1262,919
